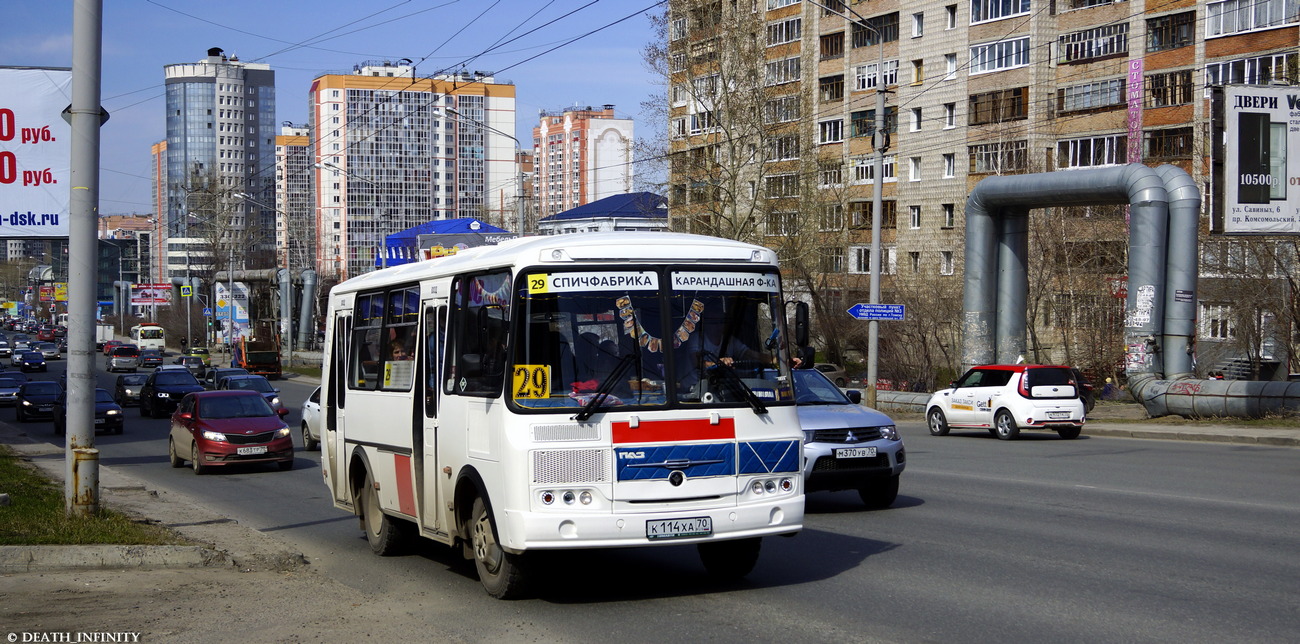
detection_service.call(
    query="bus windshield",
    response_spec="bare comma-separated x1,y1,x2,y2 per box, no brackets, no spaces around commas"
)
138,328,163,339
511,268,793,411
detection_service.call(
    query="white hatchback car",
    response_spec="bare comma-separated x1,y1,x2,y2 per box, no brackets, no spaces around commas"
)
926,364,1086,440
300,386,321,450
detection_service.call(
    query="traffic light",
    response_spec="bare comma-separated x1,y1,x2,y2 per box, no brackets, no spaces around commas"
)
214,320,223,331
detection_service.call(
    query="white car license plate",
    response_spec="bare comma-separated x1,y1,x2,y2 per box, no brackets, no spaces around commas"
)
236,446,268,456
646,517,712,540
836,447,877,458
1047,411,1071,419
94,418,104,424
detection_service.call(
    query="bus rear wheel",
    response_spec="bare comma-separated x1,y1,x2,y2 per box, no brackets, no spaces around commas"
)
698,537,761,580
360,471,409,556
470,496,527,599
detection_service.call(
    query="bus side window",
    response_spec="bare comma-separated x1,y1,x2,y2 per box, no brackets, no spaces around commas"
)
445,272,510,397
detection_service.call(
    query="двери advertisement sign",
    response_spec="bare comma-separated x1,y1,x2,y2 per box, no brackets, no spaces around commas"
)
0,67,71,238
1222,85,1300,234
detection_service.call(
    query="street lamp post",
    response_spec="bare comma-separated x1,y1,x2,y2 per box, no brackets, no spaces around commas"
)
810,0,889,407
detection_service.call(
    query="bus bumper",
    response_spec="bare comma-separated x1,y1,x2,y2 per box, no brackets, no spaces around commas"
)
497,498,804,551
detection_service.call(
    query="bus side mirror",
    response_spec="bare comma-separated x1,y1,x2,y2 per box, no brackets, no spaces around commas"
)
793,302,809,348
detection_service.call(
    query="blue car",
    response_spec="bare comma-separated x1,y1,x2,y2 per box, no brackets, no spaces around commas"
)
18,351,46,372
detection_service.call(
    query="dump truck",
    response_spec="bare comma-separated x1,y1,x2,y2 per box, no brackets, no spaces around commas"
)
232,334,282,380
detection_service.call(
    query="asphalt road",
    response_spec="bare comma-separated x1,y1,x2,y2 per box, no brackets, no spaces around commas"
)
13,355,1300,643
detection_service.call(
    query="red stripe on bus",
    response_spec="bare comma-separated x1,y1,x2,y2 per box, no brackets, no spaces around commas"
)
611,418,735,444
393,454,417,517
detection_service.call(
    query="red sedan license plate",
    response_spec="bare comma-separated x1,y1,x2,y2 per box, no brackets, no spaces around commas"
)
236,446,268,456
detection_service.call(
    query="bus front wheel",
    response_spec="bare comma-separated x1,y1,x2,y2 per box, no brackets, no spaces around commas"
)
360,471,409,556
698,537,761,580
470,496,527,599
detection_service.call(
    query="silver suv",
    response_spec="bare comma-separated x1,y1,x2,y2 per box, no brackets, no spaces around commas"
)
105,345,140,373
794,368,905,508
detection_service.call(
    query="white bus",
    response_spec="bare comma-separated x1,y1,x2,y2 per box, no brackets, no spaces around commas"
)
130,322,166,351
320,232,808,597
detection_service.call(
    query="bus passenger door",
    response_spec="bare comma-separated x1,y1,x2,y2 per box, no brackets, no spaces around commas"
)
325,314,350,505
418,304,448,534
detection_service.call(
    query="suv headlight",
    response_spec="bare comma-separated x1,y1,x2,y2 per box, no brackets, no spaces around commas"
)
879,425,899,441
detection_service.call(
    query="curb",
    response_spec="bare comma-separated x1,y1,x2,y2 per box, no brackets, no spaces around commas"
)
0,544,231,572
1083,423,1300,447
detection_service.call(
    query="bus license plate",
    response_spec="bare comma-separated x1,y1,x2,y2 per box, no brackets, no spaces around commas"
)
236,446,267,456
1047,411,1071,419
646,517,712,540
836,447,876,458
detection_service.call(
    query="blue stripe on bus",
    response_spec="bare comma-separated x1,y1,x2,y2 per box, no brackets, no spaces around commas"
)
737,440,800,474
615,443,735,481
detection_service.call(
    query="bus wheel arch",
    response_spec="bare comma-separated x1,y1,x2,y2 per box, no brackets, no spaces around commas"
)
348,448,412,555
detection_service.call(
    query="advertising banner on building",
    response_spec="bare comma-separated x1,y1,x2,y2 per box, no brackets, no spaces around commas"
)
1221,85,1300,234
131,283,172,306
0,67,72,238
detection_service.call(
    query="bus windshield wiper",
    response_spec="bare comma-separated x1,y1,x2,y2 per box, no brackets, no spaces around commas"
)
700,351,768,415
575,353,637,421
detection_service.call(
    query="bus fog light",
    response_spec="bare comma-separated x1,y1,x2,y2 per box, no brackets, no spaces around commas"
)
579,490,593,505
780,478,793,492
751,481,765,495
764,480,776,493
540,491,555,505
562,491,576,505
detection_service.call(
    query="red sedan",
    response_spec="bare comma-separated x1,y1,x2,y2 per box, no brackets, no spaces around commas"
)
167,390,293,474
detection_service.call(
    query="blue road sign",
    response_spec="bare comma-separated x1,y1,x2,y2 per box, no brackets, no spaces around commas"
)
202,307,213,317
847,303,906,320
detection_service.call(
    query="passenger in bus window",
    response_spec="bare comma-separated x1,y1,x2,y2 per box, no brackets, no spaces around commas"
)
390,339,410,361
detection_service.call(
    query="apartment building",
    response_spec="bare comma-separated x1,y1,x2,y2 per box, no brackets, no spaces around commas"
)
162,47,277,273
308,64,518,279
533,105,635,220
667,0,1300,376
275,125,314,274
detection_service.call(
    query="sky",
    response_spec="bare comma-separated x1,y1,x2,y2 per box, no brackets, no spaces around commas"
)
1,0,665,216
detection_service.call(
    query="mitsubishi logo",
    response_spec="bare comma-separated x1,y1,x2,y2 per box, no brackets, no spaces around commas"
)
845,431,858,443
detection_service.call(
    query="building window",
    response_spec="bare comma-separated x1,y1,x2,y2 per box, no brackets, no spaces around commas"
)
852,13,900,47
819,119,845,144
1147,70,1194,107
765,56,802,86
1207,0,1300,37
1059,24,1128,63
821,204,844,230
1147,11,1195,52
970,37,1030,74
670,17,687,41
767,211,798,236
1058,79,1125,113
945,53,958,79
1205,53,1298,86
1068,0,1115,7
764,95,801,123
910,251,921,273
944,103,956,128
909,156,922,181
909,205,922,229
765,173,800,198
670,54,686,73
941,251,955,275
767,17,802,46
942,203,956,228
1145,127,1194,159
820,32,845,59
671,117,688,139
946,5,958,29
968,87,1028,125
851,107,897,137
819,161,844,187
767,135,800,161
913,12,925,37
969,140,1028,174
820,74,845,102
850,200,897,229
971,0,1030,24
1200,303,1235,340
910,108,923,131
943,153,956,178
850,246,896,274
1059,134,1127,169
855,60,899,90
819,248,845,273
850,155,897,183
768,0,800,8
912,59,925,84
